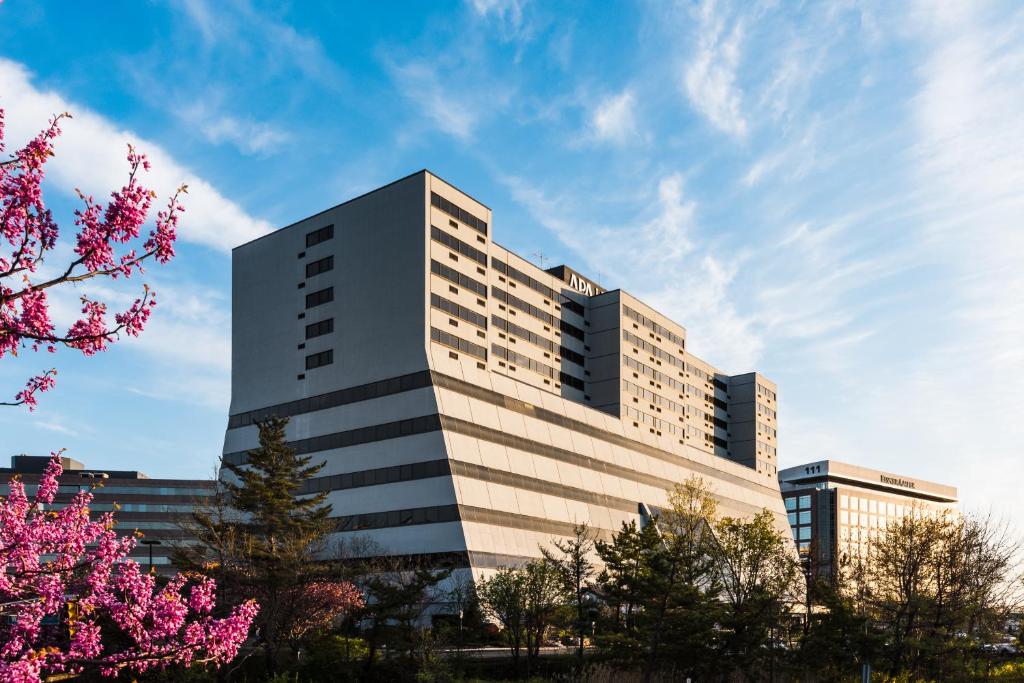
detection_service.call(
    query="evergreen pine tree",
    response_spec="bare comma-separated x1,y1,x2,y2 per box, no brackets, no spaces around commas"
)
177,417,334,672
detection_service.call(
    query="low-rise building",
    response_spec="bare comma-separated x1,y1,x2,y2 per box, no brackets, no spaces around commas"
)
1,454,214,572
778,459,958,578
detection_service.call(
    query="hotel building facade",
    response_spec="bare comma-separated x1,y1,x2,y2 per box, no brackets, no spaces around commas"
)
223,170,787,579
778,459,958,578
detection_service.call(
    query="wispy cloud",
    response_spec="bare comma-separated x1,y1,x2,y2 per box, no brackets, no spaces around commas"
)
0,59,272,252
587,90,641,146
180,102,290,156
469,0,535,44
682,0,748,138
387,61,481,141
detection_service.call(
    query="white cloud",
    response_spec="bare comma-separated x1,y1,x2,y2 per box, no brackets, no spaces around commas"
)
588,90,640,145
388,61,480,141
683,0,748,138
180,103,290,156
469,0,532,42
0,59,272,252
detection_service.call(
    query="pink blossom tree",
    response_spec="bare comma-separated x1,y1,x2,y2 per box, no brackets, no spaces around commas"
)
0,453,259,682
0,109,183,409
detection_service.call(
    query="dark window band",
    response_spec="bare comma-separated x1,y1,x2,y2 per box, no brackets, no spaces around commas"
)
305,287,333,309
431,259,487,297
305,349,333,370
431,226,487,265
306,318,334,339
226,370,780,504
490,257,585,316
226,371,432,429
431,293,487,329
431,327,487,360
305,224,334,248
333,503,615,542
223,414,442,464
299,457,637,515
306,255,334,278
430,192,487,235
492,344,584,390
492,316,584,367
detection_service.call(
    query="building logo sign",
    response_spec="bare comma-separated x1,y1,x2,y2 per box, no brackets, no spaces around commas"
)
569,272,597,296
880,474,915,489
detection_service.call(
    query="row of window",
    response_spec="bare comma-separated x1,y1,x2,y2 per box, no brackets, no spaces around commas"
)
227,371,432,428
490,257,585,316
757,423,777,439
431,225,487,265
492,344,585,390
784,495,812,511
623,305,685,348
431,326,487,360
306,349,333,370
491,286,586,341
431,293,487,329
6,484,213,497
431,259,488,298
623,355,686,393
757,403,777,420
623,330,685,370
336,504,461,532
756,384,776,402
305,224,334,247
225,414,443,463
623,405,679,436
431,192,487,235
306,318,333,339
622,378,685,413
756,440,777,458
305,255,334,278
305,287,333,309
301,458,450,494
491,315,584,367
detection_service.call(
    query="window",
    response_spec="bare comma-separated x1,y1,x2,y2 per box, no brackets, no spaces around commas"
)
787,512,797,525
430,226,487,265
798,527,812,541
305,224,334,247
798,495,811,510
431,260,487,297
784,497,797,512
840,494,849,509
430,192,487,235
305,255,334,278
305,349,333,370
840,510,849,525
431,293,487,328
430,327,487,360
305,287,333,309
305,318,334,339
799,510,812,525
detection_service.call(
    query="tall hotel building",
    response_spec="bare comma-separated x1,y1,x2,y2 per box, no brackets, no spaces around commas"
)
778,460,958,578
223,170,787,577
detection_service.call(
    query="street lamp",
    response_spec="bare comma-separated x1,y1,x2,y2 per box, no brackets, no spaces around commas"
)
140,539,162,574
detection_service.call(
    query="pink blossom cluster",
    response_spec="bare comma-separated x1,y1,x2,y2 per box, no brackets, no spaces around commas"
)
0,453,258,682
0,108,184,409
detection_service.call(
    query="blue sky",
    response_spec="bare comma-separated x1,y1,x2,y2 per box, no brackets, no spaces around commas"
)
1,1,1021,521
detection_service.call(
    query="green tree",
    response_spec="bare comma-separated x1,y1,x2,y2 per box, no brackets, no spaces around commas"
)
714,509,800,679
176,417,335,673
477,567,527,669
541,522,596,672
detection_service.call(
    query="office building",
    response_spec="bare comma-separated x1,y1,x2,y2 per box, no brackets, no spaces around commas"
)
778,459,958,577
1,454,215,571
223,170,787,581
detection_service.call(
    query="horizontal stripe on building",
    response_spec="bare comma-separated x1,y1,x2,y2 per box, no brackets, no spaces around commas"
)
300,457,641,515
226,373,781,507
332,503,615,542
